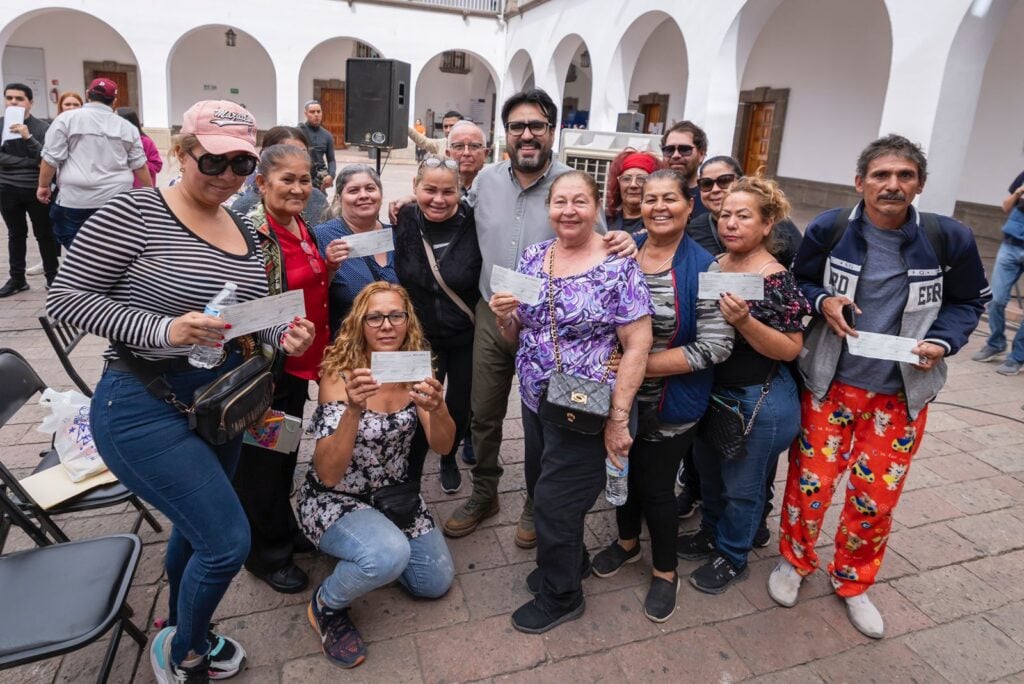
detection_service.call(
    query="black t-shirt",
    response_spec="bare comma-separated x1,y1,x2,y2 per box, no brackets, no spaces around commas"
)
609,211,645,234
423,213,461,261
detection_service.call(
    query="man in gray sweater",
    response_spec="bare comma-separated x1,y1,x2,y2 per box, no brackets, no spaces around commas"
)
0,83,58,296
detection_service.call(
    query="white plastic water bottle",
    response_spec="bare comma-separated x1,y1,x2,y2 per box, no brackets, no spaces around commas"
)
188,282,237,368
605,457,629,506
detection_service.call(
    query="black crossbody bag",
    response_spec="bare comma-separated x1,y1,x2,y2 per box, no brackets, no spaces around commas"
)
305,472,421,529
697,363,778,461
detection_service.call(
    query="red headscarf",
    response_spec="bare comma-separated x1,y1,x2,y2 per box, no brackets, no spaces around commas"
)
620,152,659,175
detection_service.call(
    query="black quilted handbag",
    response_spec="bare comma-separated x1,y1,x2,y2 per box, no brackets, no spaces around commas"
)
537,242,617,435
697,363,777,460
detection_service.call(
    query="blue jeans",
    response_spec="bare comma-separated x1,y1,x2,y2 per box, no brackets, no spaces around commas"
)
317,508,454,609
693,366,800,569
985,240,1024,363
49,203,96,249
90,352,250,665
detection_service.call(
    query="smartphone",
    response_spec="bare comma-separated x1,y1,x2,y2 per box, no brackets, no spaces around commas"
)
842,304,857,328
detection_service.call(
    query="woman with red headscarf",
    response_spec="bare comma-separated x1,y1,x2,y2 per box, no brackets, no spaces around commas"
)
605,150,662,233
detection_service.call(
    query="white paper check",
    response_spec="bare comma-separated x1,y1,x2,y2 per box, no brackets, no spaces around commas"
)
342,228,394,258
698,272,765,301
2,106,25,143
846,331,921,364
220,290,306,340
490,265,544,305
371,351,434,384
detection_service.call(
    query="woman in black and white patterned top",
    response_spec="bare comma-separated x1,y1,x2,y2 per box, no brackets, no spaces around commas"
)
46,101,315,684
299,281,456,670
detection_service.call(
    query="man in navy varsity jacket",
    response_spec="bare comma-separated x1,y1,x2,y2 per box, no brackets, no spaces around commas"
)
767,135,990,640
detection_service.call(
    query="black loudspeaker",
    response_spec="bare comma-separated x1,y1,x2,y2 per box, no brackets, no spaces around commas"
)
345,59,410,149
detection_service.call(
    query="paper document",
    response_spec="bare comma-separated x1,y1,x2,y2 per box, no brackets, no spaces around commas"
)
220,289,306,340
698,272,765,301
2,106,25,143
490,265,545,305
845,331,921,364
371,351,434,384
19,467,118,510
342,228,394,258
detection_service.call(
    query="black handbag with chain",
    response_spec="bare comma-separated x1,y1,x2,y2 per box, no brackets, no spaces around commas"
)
537,242,618,435
697,363,778,460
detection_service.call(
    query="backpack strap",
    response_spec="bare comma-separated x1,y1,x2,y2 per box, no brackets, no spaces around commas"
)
825,207,853,253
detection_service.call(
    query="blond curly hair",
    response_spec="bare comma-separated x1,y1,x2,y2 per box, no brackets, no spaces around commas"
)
319,282,429,380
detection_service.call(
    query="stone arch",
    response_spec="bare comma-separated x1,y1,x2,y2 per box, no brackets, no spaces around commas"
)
414,48,501,142
544,33,591,128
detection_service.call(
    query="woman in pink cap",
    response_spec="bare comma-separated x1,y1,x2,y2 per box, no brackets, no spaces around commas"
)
47,100,316,684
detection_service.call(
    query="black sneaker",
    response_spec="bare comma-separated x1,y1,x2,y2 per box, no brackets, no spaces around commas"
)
511,596,585,634
526,554,592,595
753,525,772,549
591,541,641,578
460,437,476,465
676,487,700,519
439,456,462,494
676,527,715,561
307,587,366,669
689,553,748,594
643,575,680,623
0,278,29,298
206,629,246,680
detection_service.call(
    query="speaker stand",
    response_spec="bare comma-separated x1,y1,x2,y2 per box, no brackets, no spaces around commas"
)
375,147,382,176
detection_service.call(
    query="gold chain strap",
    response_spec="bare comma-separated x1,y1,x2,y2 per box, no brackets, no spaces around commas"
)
545,241,618,381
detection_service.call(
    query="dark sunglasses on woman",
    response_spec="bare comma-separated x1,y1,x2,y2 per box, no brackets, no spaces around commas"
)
187,149,259,177
697,174,738,192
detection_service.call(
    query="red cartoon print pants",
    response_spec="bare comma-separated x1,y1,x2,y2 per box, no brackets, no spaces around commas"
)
778,381,927,597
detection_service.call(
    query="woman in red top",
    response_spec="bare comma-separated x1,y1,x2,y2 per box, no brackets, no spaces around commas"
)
232,143,339,593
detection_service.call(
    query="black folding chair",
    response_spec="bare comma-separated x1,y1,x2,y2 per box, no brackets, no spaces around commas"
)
0,485,146,683
0,348,162,539
38,315,94,397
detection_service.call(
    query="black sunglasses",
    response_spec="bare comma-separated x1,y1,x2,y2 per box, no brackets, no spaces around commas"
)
187,150,258,177
697,174,738,192
661,144,695,158
505,120,552,135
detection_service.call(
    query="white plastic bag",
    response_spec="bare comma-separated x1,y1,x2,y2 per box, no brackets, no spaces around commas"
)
37,389,107,482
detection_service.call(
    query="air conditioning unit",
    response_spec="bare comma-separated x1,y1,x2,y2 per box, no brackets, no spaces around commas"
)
558,129,662,203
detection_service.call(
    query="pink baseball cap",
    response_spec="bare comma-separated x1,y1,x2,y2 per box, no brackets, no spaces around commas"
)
181,100,258,156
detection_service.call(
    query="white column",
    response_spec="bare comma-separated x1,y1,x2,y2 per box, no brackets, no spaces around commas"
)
273,53,301,127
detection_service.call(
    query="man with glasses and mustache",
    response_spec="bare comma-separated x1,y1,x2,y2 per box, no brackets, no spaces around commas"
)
37,78,151,247
660,120,708,219
445,120,490,195
441,89,635,548
770,134,989,639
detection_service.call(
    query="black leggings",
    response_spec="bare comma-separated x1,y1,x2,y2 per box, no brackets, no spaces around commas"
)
408,340,473,480
616,427,697,573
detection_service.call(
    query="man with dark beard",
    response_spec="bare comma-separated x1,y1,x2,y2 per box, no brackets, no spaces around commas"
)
441,89,635,546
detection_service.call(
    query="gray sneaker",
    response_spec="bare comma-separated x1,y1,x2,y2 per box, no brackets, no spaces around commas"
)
972,345,1004,362
997,359,1023,376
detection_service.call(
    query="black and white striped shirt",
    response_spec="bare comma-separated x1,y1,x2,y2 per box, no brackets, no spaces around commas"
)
46,188,285,361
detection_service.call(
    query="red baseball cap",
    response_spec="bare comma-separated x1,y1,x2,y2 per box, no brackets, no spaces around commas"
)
181,100,258,156
88,77,117,99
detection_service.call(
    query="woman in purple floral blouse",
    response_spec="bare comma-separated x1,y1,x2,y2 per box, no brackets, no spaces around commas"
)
490,170,653,634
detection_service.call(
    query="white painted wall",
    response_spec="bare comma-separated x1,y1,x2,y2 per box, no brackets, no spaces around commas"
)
4,11,137,120
741,0,891,185
628,18,687,129
414,52,497,136
562,64,592,115
298,38,360,124
959,1,1024,206
168,27,276,130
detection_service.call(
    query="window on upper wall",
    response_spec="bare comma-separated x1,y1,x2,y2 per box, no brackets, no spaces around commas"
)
439,51,470,74
354,42,380,59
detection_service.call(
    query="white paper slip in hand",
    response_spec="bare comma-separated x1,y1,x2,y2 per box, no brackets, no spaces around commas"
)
697,272,765,301
220,289,306,340
2,106,26,143
845,331,921,364
342,228,394,258
371,351,434,384
490,265,544,305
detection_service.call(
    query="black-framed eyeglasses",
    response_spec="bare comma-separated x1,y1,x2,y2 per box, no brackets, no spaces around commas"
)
618,173,649,187
186,149,258,177
505,120,552,136
449,142,486,153
421,157,459,171
661,144,695,158
299,239,323,275
697,174,738,192
364,312,409,327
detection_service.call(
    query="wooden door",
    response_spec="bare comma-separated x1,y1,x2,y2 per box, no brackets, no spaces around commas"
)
320,87,346,149
641,102,663,133
92,70,129,109
743,102,775,176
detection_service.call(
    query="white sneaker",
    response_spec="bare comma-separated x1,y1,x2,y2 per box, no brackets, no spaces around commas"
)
767,560,803,607
25,262,44,276
845,592,885,639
